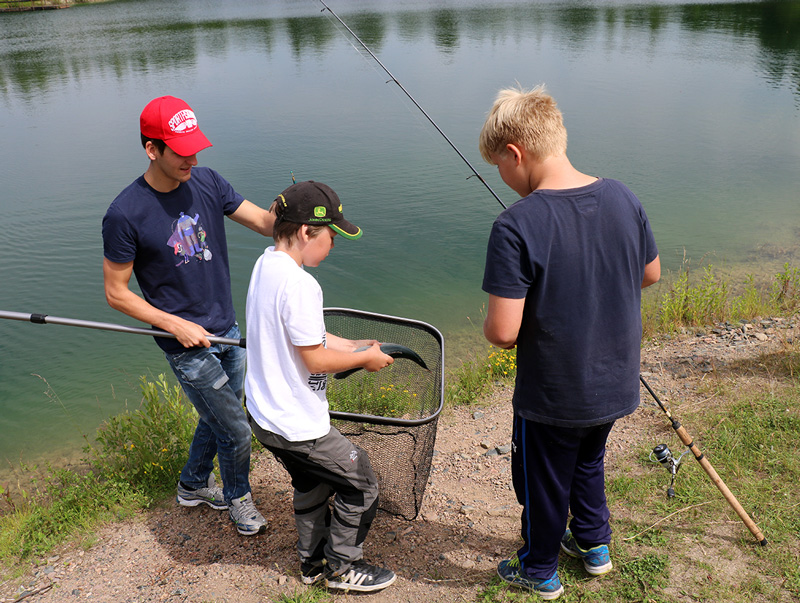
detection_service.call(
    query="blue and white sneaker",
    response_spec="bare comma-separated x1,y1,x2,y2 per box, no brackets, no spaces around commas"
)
560,529,613,576
497,556,564,600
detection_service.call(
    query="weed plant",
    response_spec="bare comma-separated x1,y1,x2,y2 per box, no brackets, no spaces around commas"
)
0,0,97,8
656,264,729,330
771,263,800,314
0,468,142,561
275,585,332,603
445,346,517,406
86,374,196,502
645,261,800,337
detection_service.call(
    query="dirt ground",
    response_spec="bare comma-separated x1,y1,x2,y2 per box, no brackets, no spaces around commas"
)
2,317,797,603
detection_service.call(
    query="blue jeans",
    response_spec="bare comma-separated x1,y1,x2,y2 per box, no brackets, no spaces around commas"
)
165,323,251,503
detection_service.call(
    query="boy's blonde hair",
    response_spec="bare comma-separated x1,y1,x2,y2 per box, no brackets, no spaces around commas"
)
478,85,567,164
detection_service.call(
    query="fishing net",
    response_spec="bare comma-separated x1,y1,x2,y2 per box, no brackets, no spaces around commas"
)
324,308,444,521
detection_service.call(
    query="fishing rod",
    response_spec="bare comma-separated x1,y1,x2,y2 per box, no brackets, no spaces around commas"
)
0,310,245,348
639,375,767,546
316,0,507,210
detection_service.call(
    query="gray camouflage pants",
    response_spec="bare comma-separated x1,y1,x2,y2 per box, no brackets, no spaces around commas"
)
249,420,379,571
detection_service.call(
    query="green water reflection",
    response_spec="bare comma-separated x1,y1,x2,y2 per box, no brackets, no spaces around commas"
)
3,2,800,97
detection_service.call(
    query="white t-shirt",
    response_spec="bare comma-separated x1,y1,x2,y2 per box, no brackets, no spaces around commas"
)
244,247,330,441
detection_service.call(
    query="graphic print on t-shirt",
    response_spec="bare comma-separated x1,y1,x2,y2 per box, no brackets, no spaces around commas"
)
167,212,213,266
307,332,328,392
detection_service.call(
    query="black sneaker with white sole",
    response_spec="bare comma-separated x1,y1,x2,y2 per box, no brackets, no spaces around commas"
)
300,561,326,585
325,560,396,593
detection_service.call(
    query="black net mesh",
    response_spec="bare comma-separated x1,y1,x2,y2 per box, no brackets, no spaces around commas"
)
324,308,444,520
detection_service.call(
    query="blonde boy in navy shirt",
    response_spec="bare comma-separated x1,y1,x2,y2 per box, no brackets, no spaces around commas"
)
480,86,660,599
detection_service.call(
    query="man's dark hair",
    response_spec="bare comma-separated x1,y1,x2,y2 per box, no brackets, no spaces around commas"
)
140,134,167,154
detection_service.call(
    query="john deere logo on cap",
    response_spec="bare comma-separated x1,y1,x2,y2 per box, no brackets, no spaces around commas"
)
314,207,327,218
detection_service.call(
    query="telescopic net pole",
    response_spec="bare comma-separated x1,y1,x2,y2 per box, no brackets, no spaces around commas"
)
640,375,767,546
0,310,245,348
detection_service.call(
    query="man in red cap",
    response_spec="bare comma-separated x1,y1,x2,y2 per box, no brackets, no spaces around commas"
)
102,96,274,536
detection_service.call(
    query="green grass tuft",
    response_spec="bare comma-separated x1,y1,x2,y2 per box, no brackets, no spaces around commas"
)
85,374,197,504
327,373,424,418
643,261,800,338
445,346,516,406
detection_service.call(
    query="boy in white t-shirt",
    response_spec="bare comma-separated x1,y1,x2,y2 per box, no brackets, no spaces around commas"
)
245,180,396,593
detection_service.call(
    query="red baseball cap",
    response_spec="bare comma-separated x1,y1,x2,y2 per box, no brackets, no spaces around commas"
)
140,96,212,156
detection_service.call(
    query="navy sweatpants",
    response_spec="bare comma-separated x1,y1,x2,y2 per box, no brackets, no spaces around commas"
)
512,415,614,579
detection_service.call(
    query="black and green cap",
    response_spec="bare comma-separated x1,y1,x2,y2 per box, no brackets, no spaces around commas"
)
275,180,362,240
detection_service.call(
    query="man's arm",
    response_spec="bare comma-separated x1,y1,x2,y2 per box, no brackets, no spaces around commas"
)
298,341,393,375
642,255,661,288
483,294,525,349
228,200,275,237
103,258,213,348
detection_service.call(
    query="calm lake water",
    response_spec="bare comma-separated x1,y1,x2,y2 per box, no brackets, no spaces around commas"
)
1,0,799,472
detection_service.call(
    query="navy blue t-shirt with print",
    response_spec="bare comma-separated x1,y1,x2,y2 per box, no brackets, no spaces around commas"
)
102,167,245,353
482,178,658,428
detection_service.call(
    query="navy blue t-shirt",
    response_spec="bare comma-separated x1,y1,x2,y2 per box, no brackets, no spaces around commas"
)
102,167,245,353
482,178,658,427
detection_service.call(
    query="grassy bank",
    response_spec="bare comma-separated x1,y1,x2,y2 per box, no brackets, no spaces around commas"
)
2,262,800,601
642,261,800,339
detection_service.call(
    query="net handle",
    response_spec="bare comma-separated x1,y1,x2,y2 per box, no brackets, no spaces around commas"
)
329,407,442,427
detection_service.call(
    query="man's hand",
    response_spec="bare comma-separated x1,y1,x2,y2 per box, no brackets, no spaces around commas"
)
168,316,214,348
104,258,212,348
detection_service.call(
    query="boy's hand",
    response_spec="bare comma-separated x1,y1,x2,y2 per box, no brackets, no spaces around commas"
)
350,338,379,350
362,342,394,372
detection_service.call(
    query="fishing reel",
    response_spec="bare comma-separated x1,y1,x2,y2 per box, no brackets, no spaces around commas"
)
650,443,690,498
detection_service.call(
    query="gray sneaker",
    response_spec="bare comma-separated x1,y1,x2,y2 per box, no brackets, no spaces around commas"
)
176,474,227,510
228,492,267,536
